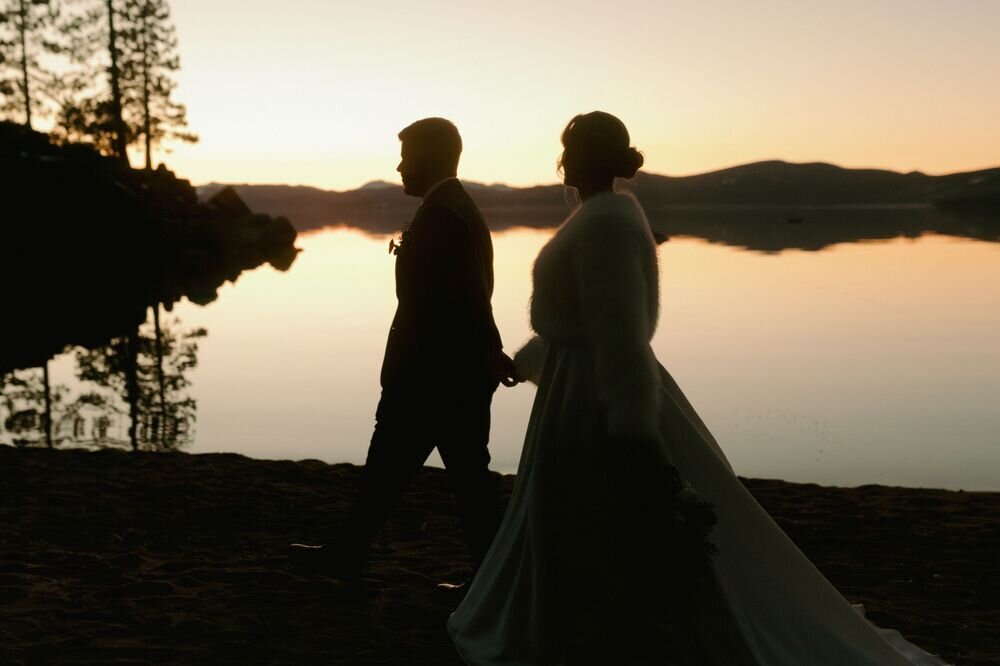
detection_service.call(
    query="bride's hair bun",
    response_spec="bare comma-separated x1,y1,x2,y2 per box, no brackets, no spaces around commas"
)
560,112,644,182
615,147,644,179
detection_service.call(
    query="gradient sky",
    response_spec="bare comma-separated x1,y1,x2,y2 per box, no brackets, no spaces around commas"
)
161,0,1000,190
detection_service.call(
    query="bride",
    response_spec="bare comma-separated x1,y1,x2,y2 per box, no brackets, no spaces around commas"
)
447,111,948,665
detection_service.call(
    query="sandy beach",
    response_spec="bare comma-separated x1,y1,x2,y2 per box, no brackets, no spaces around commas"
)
1,447,996,665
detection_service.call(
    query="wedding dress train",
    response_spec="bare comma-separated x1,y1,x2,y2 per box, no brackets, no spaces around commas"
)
448,192,948,665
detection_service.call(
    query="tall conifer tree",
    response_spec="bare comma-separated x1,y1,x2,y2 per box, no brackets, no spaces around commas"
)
57,0,194,165
0,0,61,128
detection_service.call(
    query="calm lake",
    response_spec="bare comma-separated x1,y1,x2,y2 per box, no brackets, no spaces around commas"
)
47,208,1000,491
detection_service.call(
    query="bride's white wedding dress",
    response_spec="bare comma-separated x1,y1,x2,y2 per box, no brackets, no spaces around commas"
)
447,192,948,665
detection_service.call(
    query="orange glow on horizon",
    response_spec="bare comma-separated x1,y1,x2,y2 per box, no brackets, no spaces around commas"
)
149,1,999,190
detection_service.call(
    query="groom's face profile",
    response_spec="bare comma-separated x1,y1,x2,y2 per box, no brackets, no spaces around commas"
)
397,141,433,197
396,118,462,197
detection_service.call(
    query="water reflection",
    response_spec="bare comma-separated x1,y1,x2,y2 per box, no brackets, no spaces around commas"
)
1,126,300,451
226,176,1000,253
446,203,1000,254
1,368,65,448
72,313,207,451
252,198,1000,251
1,311,206,452
645,205,1000,253
0,124,299,374
7,202,997,489
156,223,1000,491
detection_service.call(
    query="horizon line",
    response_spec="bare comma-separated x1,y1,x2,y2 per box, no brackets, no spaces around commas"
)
191,157,1000,193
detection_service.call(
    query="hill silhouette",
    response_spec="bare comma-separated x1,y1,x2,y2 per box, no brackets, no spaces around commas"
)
198,160,1000,239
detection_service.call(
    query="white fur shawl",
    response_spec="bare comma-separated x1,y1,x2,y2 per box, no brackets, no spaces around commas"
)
514,191,661,441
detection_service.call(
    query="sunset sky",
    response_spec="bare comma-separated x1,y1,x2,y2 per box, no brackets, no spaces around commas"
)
161,0,1000,190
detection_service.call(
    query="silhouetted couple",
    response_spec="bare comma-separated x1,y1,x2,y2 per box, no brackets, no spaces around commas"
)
294,115,948,665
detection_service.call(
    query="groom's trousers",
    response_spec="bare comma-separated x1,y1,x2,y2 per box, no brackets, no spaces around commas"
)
338,383,503,571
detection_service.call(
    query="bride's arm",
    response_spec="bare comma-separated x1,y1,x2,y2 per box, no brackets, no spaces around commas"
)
513,335,547,385
574,219,660,442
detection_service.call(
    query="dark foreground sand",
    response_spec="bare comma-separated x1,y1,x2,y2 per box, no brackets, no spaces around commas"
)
1,447,996,665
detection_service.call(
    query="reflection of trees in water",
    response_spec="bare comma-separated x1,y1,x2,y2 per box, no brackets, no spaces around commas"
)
1,367,65,448
73,308,206,451
0,309,205,452
1,123,298,452
1,122,298,375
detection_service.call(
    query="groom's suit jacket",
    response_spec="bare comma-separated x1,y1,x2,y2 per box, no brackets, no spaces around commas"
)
380,179,503,392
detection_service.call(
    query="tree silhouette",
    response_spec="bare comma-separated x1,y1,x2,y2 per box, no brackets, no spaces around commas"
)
138,313,204,449
74,314,205,451
56,0,193,164
1,365,65,447
57,0,129,160
123,0,195,169
0,0,62,128
58,390,123,446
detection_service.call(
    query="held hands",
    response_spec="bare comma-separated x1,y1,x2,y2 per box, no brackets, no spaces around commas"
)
489,349,521,387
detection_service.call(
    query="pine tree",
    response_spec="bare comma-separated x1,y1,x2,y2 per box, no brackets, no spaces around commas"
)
57,0,131,160
56,0,194,165
122,0,195,169
0,0,61,128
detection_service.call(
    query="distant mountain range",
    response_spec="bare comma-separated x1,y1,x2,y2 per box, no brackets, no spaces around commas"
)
198,160,1000,240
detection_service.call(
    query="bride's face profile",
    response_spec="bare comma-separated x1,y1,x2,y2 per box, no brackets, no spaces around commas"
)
559,146,581,188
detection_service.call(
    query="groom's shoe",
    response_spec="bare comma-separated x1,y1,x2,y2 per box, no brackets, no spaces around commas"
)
286,543,363,582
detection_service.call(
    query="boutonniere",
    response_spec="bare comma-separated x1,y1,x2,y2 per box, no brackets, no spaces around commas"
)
388,221,412,256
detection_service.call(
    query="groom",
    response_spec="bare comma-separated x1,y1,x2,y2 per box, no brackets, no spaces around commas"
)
291,118,516,584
